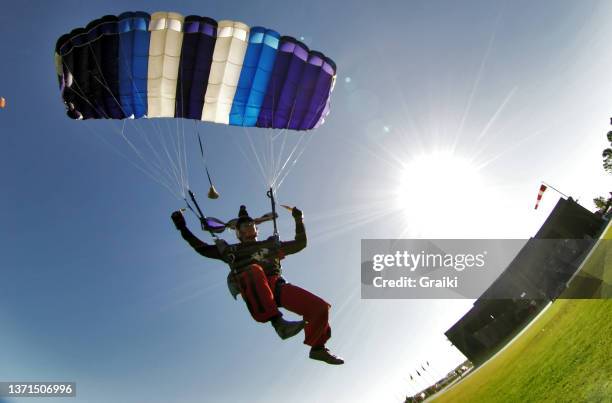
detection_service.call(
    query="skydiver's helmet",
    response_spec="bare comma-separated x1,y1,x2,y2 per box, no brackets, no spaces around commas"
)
235,205,257,241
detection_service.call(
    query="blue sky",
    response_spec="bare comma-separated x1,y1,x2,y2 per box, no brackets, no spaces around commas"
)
1,1,611,402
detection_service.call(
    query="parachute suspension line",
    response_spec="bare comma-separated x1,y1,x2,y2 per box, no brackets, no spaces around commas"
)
254,79,310,191
269,100,305,189
113,44,187,195
267,131,276,187
267,132,274,186
275,95,329,189
243,125,271,187
177,56,189,197
268,77,281,187
271,131,292,188
230,128,268,191
119,121,172,185
200,139,215,192
176,117,187,197
168,115,188,197
170,83,190,198
275,132,313,190
130,116,182,197
159,117,186,196
134,118,182,194
272,134,305,189
96,42,187,198
273,127,289,179
140,116,183,198
268,76,283,188
274,94,330,189
62,61,182,198
195,122,207,170
80,120,181,199
112,118,181,197
241,127,272,189
80,46,186,198
170,116,184,194
267,130,273,189
237,76,306,192
106,48,180,189
88,76,182,188
194,123,219,199
181,113,190,196
205,167,215,190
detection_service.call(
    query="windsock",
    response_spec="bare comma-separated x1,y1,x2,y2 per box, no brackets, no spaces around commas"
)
534,184,547,209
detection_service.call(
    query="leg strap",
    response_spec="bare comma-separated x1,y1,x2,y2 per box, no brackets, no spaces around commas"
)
274,277,287,306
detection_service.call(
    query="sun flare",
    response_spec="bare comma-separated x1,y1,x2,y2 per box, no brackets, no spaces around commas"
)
393,151,485,235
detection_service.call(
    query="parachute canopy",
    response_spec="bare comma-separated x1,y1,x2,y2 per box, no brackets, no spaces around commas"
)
54,12,337,130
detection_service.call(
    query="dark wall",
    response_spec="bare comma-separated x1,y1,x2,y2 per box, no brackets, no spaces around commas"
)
445,198,607,364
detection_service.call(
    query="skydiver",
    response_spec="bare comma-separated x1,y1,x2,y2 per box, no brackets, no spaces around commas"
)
171,205,344,365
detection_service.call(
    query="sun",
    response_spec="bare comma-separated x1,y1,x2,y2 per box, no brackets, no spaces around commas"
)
392,150,485,236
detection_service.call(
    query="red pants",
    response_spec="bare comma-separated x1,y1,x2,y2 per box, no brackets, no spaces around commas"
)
236,264,331,347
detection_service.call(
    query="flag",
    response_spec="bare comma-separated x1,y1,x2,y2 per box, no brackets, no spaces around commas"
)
535,184,547,209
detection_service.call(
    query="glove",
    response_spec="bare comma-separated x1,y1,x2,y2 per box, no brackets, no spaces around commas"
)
171,210,186,230
292,207,303,220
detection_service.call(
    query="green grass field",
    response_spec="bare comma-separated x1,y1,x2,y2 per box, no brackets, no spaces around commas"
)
432,222,612,403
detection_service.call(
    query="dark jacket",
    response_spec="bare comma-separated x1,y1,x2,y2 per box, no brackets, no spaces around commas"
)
178,216,307,298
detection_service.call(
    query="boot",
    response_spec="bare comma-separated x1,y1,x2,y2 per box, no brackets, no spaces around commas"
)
309,347,344,365
271,316,305,340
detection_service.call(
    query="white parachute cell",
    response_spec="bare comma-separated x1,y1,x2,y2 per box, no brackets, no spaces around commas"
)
202,20,249,124
147,12,184,118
